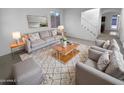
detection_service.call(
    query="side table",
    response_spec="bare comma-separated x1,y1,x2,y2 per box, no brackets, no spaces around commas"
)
10,41,25,56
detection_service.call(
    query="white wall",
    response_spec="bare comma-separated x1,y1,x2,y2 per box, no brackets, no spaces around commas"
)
63,8,101,41
0,8,64,56
63,8,82,39
120,9,124,46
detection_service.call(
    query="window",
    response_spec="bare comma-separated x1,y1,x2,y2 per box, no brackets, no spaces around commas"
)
50,11,60,28
111,15,118,29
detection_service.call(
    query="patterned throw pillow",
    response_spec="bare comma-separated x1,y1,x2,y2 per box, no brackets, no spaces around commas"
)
95,40,105,47
51,30,58,36
105,50,124,80
97,51,110,71
102,40,110,49
108,39,120,51
29,33,41,42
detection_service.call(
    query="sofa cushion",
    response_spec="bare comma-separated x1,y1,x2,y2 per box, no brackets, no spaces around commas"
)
31,39,45,48
91,46,113,54
88,49,103,62
102,40,110,49
29,33,41,42
108,39,120,51
85,59,97,68
105,50,124,80
97,52,110,71
40,31,50,38
43,37,55,43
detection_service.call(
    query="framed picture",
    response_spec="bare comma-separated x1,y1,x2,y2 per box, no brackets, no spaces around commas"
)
27,15,48,28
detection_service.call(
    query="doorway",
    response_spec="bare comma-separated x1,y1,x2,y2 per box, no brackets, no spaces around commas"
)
101,16,106,33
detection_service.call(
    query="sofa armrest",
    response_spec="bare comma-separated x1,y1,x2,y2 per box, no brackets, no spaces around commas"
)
25,39,32,53
76,62,124,85
91,46,107,52
95,39,105,47
91,46,113,54
88,49,103,62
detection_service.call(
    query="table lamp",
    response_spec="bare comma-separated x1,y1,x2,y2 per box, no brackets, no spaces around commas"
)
58,25,64,37
12,32,21,43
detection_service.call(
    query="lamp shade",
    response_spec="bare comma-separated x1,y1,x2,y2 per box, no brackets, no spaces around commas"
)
58,25,64,30
12,32,21,40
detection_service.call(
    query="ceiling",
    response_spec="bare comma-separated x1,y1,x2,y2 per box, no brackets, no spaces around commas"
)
101,8,122,15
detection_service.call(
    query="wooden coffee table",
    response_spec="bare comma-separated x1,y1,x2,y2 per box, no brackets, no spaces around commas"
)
53,43,79,63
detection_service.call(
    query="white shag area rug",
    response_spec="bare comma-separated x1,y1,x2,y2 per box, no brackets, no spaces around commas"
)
20,43,89,85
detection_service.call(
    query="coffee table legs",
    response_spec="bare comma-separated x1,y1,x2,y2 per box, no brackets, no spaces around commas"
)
55,51,60,60
58,51,60,60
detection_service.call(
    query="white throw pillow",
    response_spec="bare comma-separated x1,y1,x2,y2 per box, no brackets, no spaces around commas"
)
108,39,120,51
105,50,124,80
95,40,105,47
29,33,41,42
97,51,110,71
102,40,110,49
52,30,57,36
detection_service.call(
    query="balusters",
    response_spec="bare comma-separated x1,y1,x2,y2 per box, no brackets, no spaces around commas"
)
81,16,97,37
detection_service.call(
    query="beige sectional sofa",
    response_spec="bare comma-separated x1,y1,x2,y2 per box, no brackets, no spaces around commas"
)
76,39,124,85
25,29,62,53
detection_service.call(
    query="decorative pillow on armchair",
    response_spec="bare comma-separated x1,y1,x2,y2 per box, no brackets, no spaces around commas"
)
102,40,110,49
97,51,110,71
29,33,41,42
108,39,120,51
95,40,106,47
105,50,124,80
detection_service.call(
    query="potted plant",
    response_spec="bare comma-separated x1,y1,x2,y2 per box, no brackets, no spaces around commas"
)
60,37,67,48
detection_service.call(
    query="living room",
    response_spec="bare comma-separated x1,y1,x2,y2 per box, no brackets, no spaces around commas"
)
1,0,124,87
2,0,124,93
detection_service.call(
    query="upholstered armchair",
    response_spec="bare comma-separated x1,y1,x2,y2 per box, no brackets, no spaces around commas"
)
91,39,120,53
76,48,124,85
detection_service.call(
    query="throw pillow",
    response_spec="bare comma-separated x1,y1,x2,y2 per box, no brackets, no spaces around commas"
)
29,33,41,42
102,40,110,49
105,50,124,80
108,39,120,51
51,30,58,36
95,40,105,47
97,51,110,71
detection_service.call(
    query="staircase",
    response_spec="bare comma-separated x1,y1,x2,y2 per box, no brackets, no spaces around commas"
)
81,8,101,41
81,15,98,40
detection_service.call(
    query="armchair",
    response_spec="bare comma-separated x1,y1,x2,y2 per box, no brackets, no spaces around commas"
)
76,48,124,85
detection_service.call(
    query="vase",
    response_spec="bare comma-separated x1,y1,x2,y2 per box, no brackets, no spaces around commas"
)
63,41,67,48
